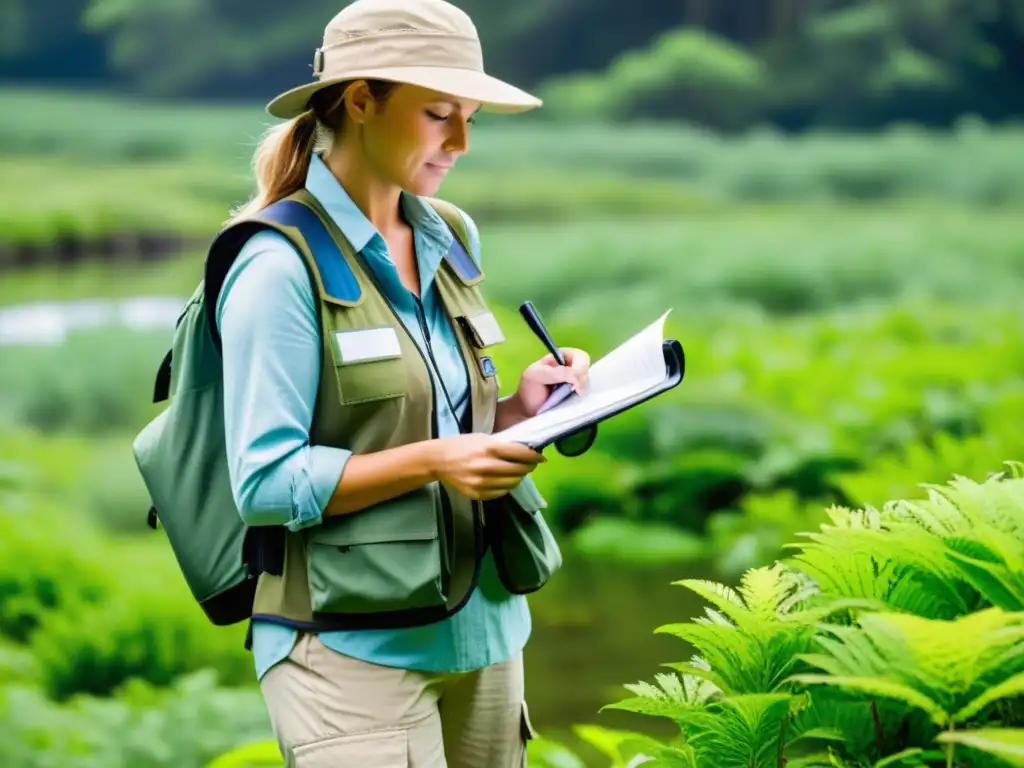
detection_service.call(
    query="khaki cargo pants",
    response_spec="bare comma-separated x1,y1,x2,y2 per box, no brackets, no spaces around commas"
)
260,632,536,767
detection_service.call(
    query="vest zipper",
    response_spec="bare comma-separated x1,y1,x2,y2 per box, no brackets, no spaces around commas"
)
412,290,485,549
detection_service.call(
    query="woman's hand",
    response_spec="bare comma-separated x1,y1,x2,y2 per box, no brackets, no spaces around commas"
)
510,347,591,419
432,434,546,500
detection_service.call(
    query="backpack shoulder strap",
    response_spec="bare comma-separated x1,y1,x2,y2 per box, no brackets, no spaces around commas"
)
204,196,363,351
153,195,361,403
422,197,484,286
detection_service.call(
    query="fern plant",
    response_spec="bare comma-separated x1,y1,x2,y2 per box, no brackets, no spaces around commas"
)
590,463,1024,768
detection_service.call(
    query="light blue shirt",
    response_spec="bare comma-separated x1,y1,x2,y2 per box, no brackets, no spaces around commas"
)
216,153,546,681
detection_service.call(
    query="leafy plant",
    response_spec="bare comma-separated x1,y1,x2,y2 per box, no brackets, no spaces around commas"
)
581,464,1024,767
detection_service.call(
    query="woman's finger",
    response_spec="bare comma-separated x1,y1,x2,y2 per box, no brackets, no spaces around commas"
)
527,364,575,385
562,347,590,371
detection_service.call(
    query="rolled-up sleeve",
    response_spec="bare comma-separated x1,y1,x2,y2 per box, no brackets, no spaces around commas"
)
216,230,350,531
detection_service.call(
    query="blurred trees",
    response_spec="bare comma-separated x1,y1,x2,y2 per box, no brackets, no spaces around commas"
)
1,0,1022,130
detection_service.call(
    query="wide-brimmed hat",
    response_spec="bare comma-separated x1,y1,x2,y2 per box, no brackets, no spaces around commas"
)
266,0,542,119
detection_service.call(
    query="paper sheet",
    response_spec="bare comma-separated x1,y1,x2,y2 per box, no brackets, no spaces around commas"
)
494,310,672,445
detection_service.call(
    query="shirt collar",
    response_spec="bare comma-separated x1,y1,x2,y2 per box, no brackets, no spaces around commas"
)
304,152,453,256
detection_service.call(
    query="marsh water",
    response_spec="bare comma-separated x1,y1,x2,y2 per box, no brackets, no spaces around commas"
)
525,551,706,755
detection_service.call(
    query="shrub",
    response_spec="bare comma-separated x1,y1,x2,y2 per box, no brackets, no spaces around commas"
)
0,449,253,699
0,497,113,643
541,29,766,131
0,671,272,768
30,584,253,701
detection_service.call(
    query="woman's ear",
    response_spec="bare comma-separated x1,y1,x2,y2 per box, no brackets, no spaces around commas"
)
343,80,374,125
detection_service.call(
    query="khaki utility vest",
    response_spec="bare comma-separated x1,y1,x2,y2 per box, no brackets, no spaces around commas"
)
210,190,562,632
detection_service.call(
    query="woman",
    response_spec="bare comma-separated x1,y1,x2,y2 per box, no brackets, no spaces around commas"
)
215,0,591,765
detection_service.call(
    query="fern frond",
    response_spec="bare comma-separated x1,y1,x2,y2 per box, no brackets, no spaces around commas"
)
680,694,796,768
662,655,731,695
786,674,949,727
677,564,817,631
897,474,1024,540
673,579,747,627
946,550,1024,612
821,505,885,531
787,694,880,758
1003,461,1024,480
718,691,795,735
953,672,1024,723
786,521,974,618
788,608,1024,730
692,607,736,627
934,728,1024,767
885,572,969,619
738,563,794,622
605,668,722,723
945,529,1024,612
657,617,818,695
785,538,900,605
777,571,823,616
873,747,926,767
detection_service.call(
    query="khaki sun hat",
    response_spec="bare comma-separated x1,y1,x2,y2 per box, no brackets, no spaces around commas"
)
265,0,542,119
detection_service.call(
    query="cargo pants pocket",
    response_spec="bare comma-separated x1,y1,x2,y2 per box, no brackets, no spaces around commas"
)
294,728,408,768
519,701,536,767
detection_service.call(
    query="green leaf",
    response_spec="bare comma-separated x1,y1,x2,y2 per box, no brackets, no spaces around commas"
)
205,740,284,768
572,725,683,767
674,578,749,626
527,735,589,768
952,672,1024,724
874,748,925,767
788,726,847,745
935,728,1024,767
602,695,700,721
786,674,949,727
945,549,1024,611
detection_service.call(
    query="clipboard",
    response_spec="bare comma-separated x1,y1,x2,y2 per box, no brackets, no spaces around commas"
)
524,338,686,453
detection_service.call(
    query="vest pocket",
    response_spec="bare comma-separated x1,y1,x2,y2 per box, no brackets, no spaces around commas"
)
330,325,408,405
304,483,450,615
332,354,408,405
483,496,563,595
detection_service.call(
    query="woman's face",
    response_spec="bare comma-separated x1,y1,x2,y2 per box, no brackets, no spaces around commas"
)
358,83,480,196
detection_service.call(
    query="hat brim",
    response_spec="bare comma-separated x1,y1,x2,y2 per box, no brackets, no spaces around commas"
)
266,66,542,120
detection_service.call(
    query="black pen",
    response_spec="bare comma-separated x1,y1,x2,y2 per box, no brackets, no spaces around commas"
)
519,301,565,366
519,301,575,413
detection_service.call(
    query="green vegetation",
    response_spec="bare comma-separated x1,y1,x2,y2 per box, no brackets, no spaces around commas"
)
2,88,1023,766
539,465,1024,767
9,0,1024,132
212,466,1024,767
4,297,1021,578
4,87,1024,248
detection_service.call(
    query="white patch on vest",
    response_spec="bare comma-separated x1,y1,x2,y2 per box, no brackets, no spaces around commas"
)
332,326,402,364
466,311,505,348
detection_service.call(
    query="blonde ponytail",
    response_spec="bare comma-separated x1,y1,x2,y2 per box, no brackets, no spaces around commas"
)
229,109,319,222
228,79,398,223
